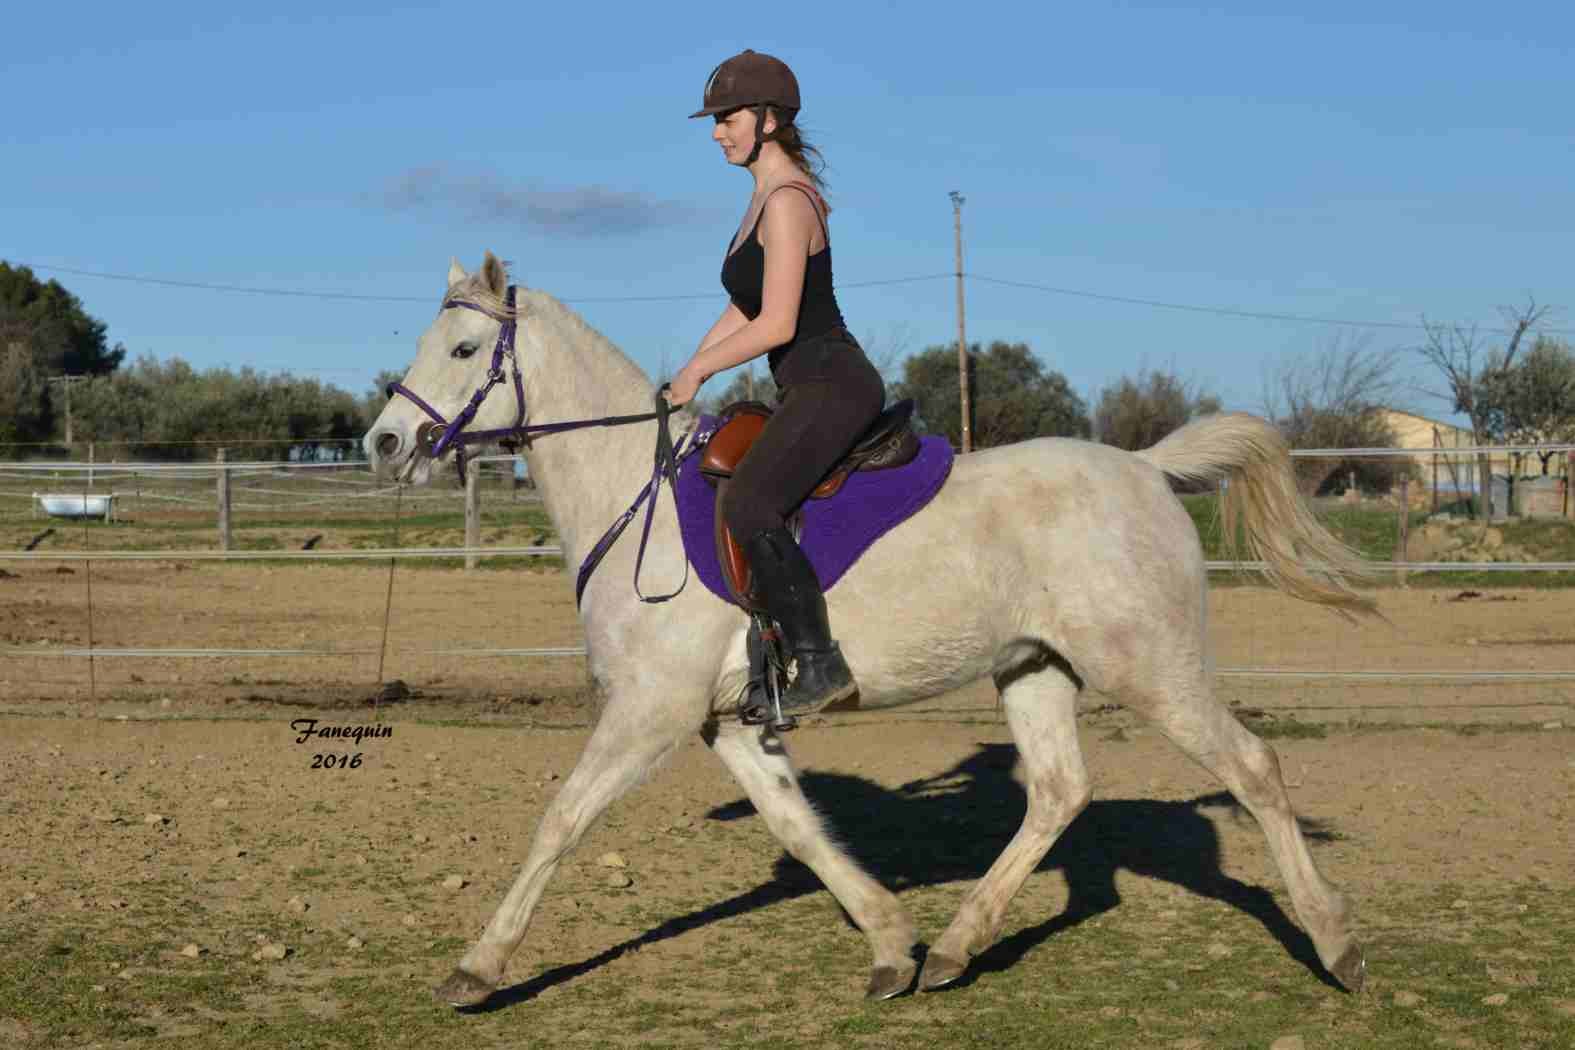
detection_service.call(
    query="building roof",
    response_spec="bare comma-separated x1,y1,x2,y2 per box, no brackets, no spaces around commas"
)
1377,406,1468,431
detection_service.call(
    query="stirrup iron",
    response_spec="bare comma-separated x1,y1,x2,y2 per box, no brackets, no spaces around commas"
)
739,615,798,731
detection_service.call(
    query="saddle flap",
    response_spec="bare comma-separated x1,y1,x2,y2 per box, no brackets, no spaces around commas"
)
713,478,801,613
713,479,756,608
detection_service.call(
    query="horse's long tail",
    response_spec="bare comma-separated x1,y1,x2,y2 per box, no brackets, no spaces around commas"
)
1135,412,1379,618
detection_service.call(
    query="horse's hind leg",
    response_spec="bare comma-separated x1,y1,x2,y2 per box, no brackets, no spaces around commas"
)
1135,670,1364,991
706,722,919,1000
436,696,695,1006
920,661,1088,991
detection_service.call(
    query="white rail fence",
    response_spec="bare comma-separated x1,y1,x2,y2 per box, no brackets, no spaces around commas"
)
3,446,1573,696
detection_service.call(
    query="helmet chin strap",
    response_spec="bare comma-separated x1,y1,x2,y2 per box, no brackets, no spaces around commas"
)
744,103,768,166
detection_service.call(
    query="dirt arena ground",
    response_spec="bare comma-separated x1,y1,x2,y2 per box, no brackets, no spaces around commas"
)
2,562,1571,725
2,564,1573,1047
2,708,1571,1048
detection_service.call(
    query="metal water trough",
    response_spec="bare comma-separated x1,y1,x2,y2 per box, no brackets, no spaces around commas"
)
34,493,117,521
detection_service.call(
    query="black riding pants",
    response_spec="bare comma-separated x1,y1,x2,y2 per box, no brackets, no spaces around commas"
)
720,327,885,541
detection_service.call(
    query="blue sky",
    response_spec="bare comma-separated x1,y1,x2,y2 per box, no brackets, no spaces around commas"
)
5,0,1571,423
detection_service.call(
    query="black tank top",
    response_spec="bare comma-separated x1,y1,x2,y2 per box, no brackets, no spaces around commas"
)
719,183,846,374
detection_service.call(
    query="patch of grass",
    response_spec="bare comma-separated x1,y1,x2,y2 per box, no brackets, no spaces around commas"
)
1406,569,1575,589
5,881,1571,1050
1182,493,1575,589
1348,720,1570,737
1401,515,1575,589
1,498,559,561
1183,494,1415,563
1246,718,1328,740
1499,516,1575,558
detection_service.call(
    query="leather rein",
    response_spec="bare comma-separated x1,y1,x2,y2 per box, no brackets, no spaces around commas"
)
385,284,692,604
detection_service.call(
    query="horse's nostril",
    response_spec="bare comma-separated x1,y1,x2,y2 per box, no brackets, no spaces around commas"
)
376,432,401,458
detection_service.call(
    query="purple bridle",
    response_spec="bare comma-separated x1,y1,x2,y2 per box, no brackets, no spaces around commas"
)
384,283,690,603
385,285,529,480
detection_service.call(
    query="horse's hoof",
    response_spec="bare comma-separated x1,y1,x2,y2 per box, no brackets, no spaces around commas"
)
434,967,496,1007
918,952,968,992
866,962,916,1000
1329,943,1366,993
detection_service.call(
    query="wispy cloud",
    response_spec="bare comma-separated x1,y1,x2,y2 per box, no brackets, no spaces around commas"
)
378,167,704,237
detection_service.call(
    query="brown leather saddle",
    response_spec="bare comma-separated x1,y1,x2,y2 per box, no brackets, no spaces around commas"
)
699,398,920,610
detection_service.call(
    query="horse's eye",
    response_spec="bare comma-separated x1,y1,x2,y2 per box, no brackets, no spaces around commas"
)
452,342,479,360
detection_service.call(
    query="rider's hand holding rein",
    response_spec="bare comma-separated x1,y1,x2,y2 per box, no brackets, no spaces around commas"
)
662,160,820,407
664,365,705,408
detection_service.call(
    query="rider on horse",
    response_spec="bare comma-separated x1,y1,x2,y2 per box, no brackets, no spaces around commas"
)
665,50,885,718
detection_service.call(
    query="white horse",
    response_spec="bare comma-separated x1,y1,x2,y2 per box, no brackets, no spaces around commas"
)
365,252,1373,1006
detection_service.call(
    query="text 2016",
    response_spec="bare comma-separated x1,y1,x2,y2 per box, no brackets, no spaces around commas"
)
310,753,364,769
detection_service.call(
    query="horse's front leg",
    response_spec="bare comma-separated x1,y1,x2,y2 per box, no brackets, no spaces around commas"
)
706,721,919,999
436,691,702,1006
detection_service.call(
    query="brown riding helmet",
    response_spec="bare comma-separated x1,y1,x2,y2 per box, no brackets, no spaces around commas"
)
688,50,801,119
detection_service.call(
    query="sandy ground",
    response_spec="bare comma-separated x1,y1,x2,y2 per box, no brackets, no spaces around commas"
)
2,563,1571,727
1,714,1571,1024
2,637,1571,1047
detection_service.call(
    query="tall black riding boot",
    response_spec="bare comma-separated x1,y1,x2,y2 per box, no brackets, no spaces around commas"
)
743,526,857,717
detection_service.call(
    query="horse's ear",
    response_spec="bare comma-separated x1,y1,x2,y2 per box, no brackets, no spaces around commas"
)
447,257,467,287
481,251,507,297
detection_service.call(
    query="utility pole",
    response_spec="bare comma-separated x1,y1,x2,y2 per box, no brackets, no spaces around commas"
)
950,191,972,453
47,375,87,448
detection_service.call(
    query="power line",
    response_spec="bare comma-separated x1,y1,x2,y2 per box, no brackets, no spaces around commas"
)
20,263,431,303
15,260,1569,334
968,274,1573,334
17,261,950,306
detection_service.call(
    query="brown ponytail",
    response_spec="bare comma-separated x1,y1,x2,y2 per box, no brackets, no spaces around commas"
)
768,108,831,212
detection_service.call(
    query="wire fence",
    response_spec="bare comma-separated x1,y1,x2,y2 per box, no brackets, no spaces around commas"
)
0,452,523,521
2,443,1572,718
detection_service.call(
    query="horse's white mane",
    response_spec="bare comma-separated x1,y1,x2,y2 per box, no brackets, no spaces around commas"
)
518,290,652,390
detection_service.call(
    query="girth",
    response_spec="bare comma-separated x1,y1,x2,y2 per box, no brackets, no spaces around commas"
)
698,398,920,610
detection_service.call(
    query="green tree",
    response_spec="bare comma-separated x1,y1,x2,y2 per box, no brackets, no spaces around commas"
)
0,342,51,456
1094,369,1222,451
1477,336,1575,475
0,262,125,377
891,341,1090,449
1415,300,1553,516
71,361,158,453
73,355,372,461
366,369,405,413
1,263,128,446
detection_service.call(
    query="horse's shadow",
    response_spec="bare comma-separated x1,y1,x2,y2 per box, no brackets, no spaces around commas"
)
472,741,1343,1010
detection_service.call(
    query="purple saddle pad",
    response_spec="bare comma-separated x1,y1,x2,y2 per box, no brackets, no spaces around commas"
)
674,414,954,606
